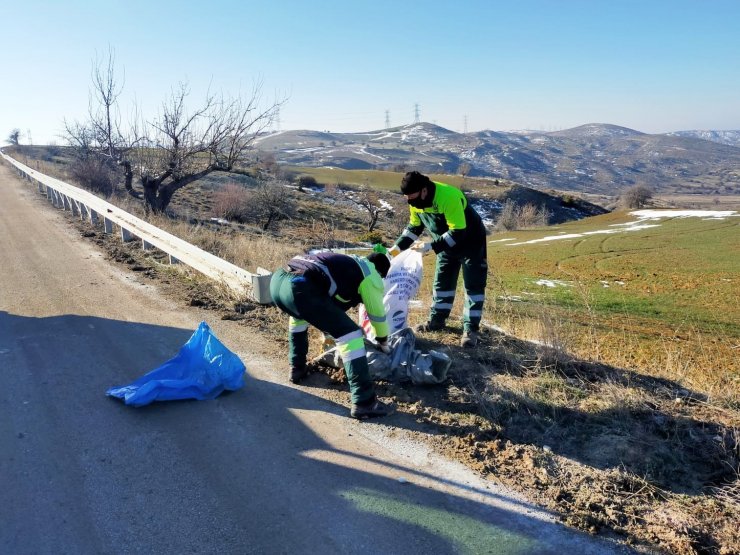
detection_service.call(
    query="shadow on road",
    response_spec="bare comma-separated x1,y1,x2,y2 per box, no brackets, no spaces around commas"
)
0,310,626,554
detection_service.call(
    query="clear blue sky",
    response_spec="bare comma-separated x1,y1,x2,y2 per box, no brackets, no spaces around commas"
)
2,0,739,145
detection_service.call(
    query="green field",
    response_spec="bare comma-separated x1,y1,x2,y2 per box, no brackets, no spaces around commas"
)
479,209,739,398
283,166,474,192
488,211,739,329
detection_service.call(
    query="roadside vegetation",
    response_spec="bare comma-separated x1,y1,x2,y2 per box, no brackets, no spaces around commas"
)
3,143,738,554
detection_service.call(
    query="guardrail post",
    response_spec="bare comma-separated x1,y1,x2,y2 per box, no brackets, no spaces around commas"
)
142,240,153,251
103,217,113,234
70,199,79,216
62,195,72,211
169,255,181,264
120,227,133,242
89,210,99,225
251,268,273,304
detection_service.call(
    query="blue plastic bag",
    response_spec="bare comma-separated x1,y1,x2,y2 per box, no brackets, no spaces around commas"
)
107,321,245,407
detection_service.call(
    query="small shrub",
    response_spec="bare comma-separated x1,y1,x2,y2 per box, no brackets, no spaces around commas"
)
249,178,296,231
356,230,384,245
297,174,317,191
561,194,577,207
306,218,339,250
211,183,251,222
620,184,653,209
69,156,117,196
495,200,550,231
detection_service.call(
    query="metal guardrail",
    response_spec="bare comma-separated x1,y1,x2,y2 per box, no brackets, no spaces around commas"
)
0,151,273,304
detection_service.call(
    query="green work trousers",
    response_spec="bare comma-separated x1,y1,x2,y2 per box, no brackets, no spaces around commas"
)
269,268,375,405
429,243,488,332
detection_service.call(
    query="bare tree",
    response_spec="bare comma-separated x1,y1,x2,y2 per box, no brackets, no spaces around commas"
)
135,82,285,213
344,185,391,232
385,194,410,237
7,128,21,145
65,50,286,214
620,184,653,209
458,161,471,178
64,49,136,196
248,178,295,231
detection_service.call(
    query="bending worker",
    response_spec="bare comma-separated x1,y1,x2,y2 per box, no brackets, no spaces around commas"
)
389,171,488,348
270,251,393,420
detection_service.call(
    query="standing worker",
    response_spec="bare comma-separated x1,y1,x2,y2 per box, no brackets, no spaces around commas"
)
270,251,394,419
389,171,488,347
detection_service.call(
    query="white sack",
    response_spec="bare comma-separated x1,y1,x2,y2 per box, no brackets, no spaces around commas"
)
360,249,423,339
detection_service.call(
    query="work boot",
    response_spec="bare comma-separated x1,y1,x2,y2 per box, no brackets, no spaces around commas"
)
414,320,446,333
350,398,395,420
460,330,479,348
289,365,309,384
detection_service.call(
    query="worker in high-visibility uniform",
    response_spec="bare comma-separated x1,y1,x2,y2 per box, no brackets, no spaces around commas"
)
269,251,393,419
389,171,488,347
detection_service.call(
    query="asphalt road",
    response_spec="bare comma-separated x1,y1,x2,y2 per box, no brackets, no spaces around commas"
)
0,160,630,554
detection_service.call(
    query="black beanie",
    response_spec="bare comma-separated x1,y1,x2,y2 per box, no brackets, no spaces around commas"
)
367,252,391,278
400,171,433,195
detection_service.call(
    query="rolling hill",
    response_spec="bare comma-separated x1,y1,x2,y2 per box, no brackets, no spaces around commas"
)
255,123,740,197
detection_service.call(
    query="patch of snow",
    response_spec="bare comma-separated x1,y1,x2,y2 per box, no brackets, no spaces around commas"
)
470,198,503,227
510,233,582,245
489,238,515,243
535,279,572,288
352,148,386,161
630,209,737,220
506,209,737,248
283,146,325,154
508,221,661,246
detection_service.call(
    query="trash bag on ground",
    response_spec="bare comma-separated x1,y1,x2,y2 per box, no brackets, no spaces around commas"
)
316,327,450,385
107,321,246,407
360,249,423,339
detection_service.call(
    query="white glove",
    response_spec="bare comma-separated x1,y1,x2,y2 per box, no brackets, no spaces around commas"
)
376,340,391,354
411,241,432,254
388,245,401,257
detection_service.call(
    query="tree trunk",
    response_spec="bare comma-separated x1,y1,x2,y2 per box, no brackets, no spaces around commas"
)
143,168,216,214
142,176,163,213
262,212,275,231
368,210,379,232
